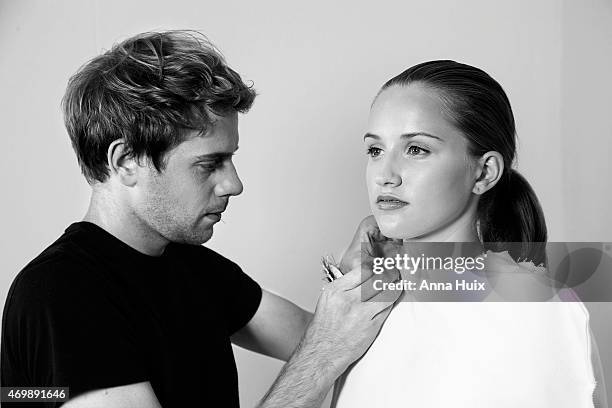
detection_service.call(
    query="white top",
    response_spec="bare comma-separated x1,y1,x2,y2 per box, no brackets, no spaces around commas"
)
331,252,596,408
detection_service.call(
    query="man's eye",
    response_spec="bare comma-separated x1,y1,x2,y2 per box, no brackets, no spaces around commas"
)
198,160,224,171
366,147,383,158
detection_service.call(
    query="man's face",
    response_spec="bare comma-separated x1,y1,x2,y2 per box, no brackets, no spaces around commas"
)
133,112,243,245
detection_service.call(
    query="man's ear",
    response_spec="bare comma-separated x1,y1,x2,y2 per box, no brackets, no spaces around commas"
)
472,151,504,195
107,139,141,187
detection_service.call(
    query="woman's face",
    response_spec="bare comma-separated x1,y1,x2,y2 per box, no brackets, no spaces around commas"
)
366,84,479,240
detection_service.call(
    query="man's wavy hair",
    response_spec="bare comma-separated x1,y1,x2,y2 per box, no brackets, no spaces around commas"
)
62,30,256,184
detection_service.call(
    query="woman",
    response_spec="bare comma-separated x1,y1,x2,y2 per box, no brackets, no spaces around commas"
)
330,60,605,407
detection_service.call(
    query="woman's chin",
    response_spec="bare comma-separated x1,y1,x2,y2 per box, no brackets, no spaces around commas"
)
376,217,432,241
376,219,411,240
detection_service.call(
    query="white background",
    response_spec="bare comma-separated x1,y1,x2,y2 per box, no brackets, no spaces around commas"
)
1,0,611,406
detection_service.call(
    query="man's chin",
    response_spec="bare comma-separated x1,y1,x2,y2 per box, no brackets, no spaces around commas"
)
194,228,214,245
171,226,214,246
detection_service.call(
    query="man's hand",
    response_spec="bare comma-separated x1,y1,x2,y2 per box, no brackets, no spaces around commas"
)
257,257,401,407
339,215,402,273
303,264,401,374
338,215,379,273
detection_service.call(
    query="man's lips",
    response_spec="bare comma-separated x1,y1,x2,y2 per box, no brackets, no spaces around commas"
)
205,213,222,222
205,206,227,222
376,195,409,210
207,207,226,214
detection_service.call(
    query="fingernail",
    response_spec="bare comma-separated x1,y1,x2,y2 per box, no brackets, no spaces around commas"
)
329,264,343,279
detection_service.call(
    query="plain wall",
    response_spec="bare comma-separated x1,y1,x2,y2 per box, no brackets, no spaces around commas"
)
1,0,610,406
560,0,612,403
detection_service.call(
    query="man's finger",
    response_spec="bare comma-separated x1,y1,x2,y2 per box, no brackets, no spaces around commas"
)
368,283,403,304
357,215,379,242
370,301,395,321
360,268,401,301
333,266,369,290
329,264,343,280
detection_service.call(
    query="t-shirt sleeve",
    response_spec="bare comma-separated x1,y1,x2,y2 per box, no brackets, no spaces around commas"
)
1,259,149,402
201,248,262,336
224,263,262,335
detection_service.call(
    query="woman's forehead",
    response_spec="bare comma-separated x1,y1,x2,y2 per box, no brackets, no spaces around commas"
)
368,84,463,144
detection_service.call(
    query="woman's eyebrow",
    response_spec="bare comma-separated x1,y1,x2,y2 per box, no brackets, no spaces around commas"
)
363,132,444,142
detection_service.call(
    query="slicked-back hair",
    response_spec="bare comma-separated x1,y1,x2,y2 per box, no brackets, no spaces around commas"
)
62,30,256,183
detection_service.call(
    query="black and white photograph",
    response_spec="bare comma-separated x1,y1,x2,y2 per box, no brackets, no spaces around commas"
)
1,1,611,407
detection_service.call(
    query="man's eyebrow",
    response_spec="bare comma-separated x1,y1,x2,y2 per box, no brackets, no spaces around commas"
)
363,132,444,142
193,152,235,161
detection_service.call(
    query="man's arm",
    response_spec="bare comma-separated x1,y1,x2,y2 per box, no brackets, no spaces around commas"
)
234,216,398,407
231,290,313,361
55,291,307,407
255,265,400,407
61,381,161,408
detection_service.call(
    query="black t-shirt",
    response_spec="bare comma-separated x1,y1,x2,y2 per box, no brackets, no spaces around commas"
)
1,222,262,407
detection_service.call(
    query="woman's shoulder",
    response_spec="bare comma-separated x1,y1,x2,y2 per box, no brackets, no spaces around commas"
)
483,249,547,273
480,249,583,304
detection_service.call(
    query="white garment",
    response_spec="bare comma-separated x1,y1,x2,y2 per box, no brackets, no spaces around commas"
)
331,253,596,408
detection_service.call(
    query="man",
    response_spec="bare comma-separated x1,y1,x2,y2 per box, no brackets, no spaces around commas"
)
1,31,399,407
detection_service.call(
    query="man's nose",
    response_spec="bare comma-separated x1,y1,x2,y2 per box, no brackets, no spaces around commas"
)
215,162,243,197
374,158,402,187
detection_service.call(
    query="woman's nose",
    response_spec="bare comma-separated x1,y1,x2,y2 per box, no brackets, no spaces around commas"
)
374,159,402,187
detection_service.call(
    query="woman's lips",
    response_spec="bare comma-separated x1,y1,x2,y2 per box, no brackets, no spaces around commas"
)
376,195,408,210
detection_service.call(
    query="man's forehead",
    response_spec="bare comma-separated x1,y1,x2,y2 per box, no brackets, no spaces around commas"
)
177,137,236,162
160,112,238,161
182,119,239,156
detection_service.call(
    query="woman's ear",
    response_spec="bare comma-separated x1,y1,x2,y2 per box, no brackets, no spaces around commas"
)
107,139,141,187
473,151,504,195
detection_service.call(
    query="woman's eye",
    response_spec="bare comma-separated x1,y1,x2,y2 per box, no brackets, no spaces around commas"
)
366,147,383,158
407,145,429,156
